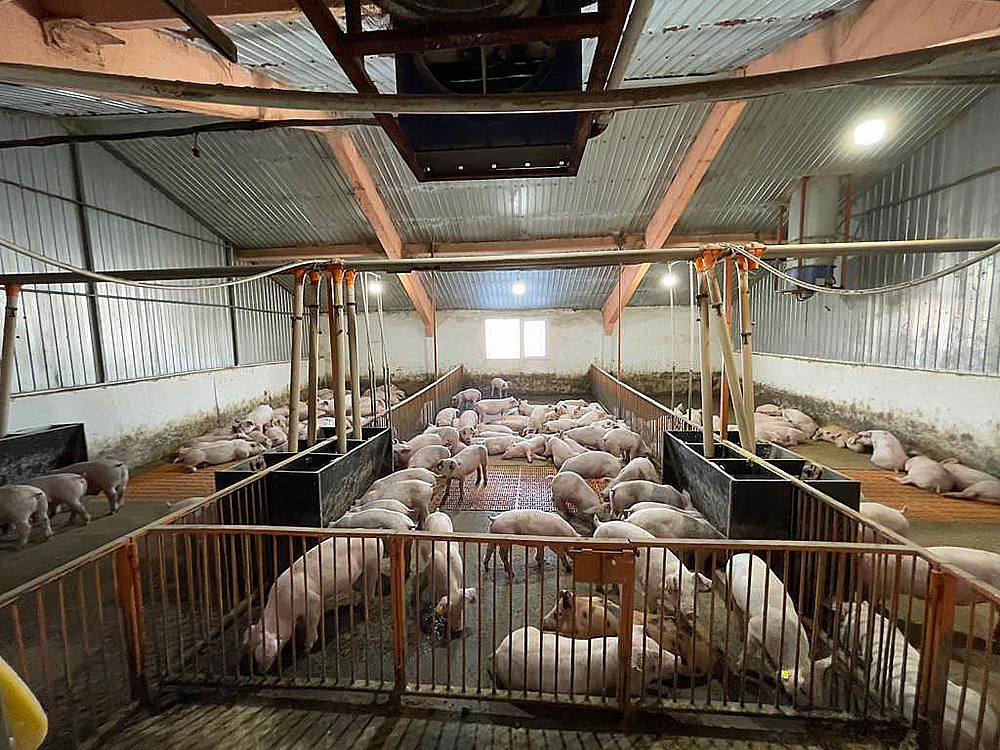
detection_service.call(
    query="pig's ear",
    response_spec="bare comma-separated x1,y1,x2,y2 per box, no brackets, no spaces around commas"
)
561,590,574,608
696,573,713,592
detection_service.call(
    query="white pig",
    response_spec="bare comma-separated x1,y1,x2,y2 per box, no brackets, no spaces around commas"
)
358,479,435,525
368,468,436,493
940,459,999,490
474,435,518,455
475,397,518,420
475,423,514,435
408,444,451,471
435,407,459,427
541,418,581,434
600,428,649,462
556,399,587,415
455,410,479,431
549,471,602,520
858,501,909,539
329,508,415,531
562,425,612,450
26,473,90,525
490,377,511,398
62,459,129,513
235,403,274,434
780,408,818,438
625,506,722,539
608,457,659,491
417,512,477,633
351,498,416,518
452,388,482,409
247,536,383,670
896,455,954,493
545,437,582,470
856,430,908,472
483,509,579,576
423,426,462,453
436,445,488,502
0,484,52,547
558,451,622,479
608,481,689,516
501,441,535,463
944,480,1000,504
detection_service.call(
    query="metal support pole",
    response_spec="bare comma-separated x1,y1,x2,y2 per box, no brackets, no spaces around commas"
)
737,266,756,442
431,271,438,381
344,270,363,440
616,264,623,416
718,259,733,436
696,274,714,458
706,268,755,450
687,262,695,416
287,272,305,453
669,270,676,409
0,284,20,437
331,267,348,453
306,270,321,447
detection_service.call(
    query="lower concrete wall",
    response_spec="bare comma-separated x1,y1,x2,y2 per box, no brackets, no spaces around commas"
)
753,353,1000,475
8,362,294,469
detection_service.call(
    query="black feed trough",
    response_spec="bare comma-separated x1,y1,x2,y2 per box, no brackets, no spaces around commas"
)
0,423,88,485
662,430,860,540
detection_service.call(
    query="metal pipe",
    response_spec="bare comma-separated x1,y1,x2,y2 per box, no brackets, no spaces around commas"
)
718,259,732,436
331,267,348,453
687,262,695,416
287,272,305,453
706,268,755,450
306,270,321,447
344,270,363,440
1,238,997,284
737,266,756,442
0,283,21,436
3,34,996,114
696,274,714,458
668,269,676,410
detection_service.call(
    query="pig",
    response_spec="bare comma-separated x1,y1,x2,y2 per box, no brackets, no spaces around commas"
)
523,434,549,456
61,459,129,513
490,625,680,697
329,508,415,532
517,399,539,417
755,403,782,415
561,436,589,454
501,441,535,463
497,415,530,432
944,480,1000,504
490,377,511,398
436,445,488,502
247,536,383,670
541,418,581,434
600,427,648,462
562,425,611,450
862,547,1000,608
577,410,608,426
25,473,90,525
474,435,518,455
357,480,435,525
814,425,856,448
859,501,909,539
408,444,451,471
396,433,446,464
417,512,477,633
756,421,810,447
526,407,556,434
940,459,998,491
896,455,954,493
549,471,602,520
435,407,459,427
780,408,818,438
625,506,722,539
592,520,710,617
0,484,52,547
351,498,416,518
545,437,582,470
608,457,659,491
856,430,908,472
235,403,274,434
556,399,587,415
455,410,479,431
475,397,518,420
367,468,436,494
483,509,579,576
558,451,622,479
452,388,482,409
475,423,514,435
422,426,462,453
264,426,287,446
176,439,262,473
608,480,690,516
726,553,818,702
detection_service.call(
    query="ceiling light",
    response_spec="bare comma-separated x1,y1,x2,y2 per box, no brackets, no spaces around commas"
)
853,118,886,146
661,273,677,287
457,165,464,171
491,163,497,169
512,281,526,296
368,279,382,295
524,162,531,167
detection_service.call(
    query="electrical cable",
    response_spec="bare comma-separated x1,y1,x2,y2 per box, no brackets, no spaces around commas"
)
727,241,1000,296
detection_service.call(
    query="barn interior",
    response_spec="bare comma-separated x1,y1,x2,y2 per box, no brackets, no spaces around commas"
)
0,0,999,748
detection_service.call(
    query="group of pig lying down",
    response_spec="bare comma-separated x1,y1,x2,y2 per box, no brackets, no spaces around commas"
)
172,384,407,472
693,401,1000,505
246,384,1000,747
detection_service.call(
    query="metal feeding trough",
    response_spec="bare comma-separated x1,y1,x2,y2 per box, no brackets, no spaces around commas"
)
215,427,393,527
0,423,88,485
662,430,860,540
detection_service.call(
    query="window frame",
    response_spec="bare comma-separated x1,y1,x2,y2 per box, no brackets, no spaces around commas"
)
520,318,547,359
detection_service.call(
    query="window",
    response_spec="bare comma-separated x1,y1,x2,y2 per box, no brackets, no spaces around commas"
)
485,318,546,359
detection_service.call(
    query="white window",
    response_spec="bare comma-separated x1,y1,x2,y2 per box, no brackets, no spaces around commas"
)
522,319,546,358
484,318,546,359
485,318,521,359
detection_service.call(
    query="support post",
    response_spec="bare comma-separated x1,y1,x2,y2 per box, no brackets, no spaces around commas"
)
389,537,407,702
306,270,321,447
687,261,695,416
344,270,363,440
287,272,306,453
706,268,755,450
696,274,714,458
431,272,438,381
737,266,755,442
0,284,20,437
616,264,623,416
718,258,733,436
331,266,348,454
919,569,957,749
114,540,150,706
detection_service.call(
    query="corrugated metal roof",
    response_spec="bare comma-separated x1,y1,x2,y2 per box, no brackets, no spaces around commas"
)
105,126,377,247
676,84,988,234
629,262,694,306
0,84,166,117
426,267,618,309
353,103,710,243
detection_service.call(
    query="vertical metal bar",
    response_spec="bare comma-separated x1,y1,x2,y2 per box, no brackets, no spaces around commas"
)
306,271,321,447
431,271,438,381
616,265,623,416
718,258,733,436
344,270,363,439
696,272,714,457
288,271,306,453
0,284,21,435
331,266,348,453
707,268,754,449
737,266,755,441
919,569,957,749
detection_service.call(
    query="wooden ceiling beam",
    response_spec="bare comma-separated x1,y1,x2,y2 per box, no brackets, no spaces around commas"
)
28,0,344,28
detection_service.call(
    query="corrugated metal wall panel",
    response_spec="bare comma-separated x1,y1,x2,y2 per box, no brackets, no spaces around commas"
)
233,277,293,364
0,110,99,393
751,88,1000,376
78,144,236,381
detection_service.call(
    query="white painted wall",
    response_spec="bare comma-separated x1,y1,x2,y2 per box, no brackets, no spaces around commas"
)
8,362,294,466
344,306,717,378
754,353,1000,474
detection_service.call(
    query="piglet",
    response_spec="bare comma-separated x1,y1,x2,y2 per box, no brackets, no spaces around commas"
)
408,444,451,471
600,428,649,462
490,377,511,398
62,459,129,513
856,430,908,472
944,480,1000,504
608,480,689,516
501,440,535,463
859,501,909,539
940,459,998,490
549,471,602,520
435,407,459,427
558,451,622,479
475,397,518,420
0,485,52,547
418,512,477,634
329,508,415,532
452,388,482,409
608,457,659,492
368,468,436,493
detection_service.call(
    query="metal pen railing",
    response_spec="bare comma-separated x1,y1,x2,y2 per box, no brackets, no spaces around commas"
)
389,365,464,442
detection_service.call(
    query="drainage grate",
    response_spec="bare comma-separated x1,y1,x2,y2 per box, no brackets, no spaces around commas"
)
437,464,556,512
846,470,1000,523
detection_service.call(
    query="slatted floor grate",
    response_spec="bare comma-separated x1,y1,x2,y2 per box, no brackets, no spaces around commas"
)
845,469,1000,522
437,463,556,512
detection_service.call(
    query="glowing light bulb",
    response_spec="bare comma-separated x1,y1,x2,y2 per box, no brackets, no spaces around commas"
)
661,273,677,287
512,281,526,296
854,118,886,146
368,280,382,295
